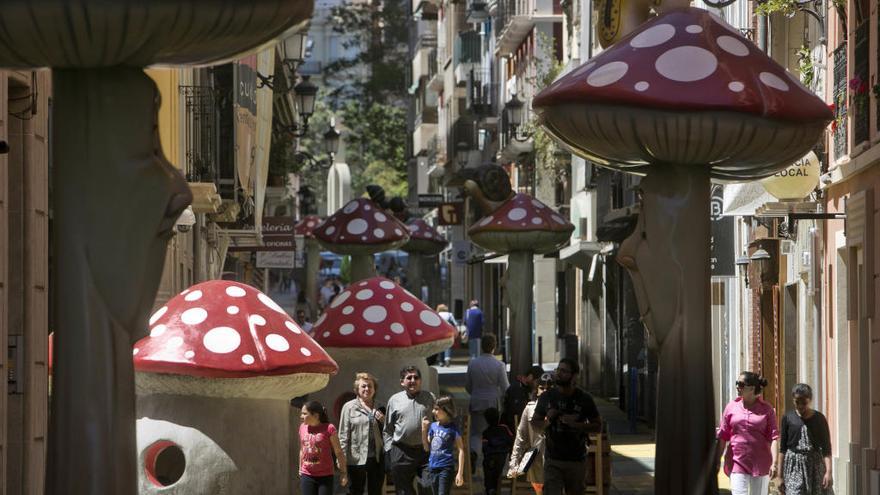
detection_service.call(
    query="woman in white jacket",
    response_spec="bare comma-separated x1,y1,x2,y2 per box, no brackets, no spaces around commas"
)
507,373,553,494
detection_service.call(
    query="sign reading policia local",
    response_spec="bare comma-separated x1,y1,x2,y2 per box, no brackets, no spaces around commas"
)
760,151,820,201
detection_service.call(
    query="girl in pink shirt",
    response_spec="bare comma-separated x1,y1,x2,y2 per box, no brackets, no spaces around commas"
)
299,400,348,495
716,372,781,495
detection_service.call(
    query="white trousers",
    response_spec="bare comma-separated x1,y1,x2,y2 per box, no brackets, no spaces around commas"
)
729,473,769,495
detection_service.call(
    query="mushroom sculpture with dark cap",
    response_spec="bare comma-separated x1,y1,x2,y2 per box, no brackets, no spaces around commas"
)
468,193,574,379
532,8,832,493
134,280,338,493
401,218,448,298
296,215,324,318
310,277,455,408
313,197,411,281
0,2,314,492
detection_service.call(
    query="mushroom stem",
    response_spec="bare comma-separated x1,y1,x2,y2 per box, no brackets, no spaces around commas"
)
47,68,191,494
305,238,321,318
505,251,534,379
350,254,377,282
406,255,422,297
617,165,716,494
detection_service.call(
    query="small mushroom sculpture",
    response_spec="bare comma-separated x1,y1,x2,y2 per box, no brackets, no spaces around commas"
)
310,277,455,409
313,198,411,282
0,3,315,491
467,193,573,378
296,215,324,318
134,280,337,494
401,219,448,299
532,8,832,493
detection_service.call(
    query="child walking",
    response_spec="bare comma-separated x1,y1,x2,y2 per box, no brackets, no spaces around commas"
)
421,396,466,495
299,400,348,495
481,407,514,495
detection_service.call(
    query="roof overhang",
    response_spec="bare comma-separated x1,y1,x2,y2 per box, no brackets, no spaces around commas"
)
559,239,603,270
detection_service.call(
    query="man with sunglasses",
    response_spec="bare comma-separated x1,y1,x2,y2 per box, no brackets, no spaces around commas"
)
531,358,602,495
384,366,435,495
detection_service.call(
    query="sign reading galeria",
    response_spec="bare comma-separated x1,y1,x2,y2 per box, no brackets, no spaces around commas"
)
760,151,820,201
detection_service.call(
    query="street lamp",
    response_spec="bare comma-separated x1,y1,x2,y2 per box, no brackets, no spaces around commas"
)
280,75,319,138
456,141,470,168
293,122,341,170
281,32,309,72
750,248,772,286
735,254,751,287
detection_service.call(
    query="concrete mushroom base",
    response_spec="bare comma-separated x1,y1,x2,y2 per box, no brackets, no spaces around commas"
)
137,396,297,494
136,371,331,400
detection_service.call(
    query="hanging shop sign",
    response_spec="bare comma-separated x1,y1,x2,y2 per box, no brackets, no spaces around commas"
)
228,217,299,252
438,202,463,225
711,186,735,277
760,151,820,201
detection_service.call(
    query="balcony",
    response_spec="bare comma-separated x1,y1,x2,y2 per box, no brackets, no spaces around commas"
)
852,22,869,147
180,85,222,213
412,37,438,81
495,0,562,57
831,43,847,161
453,31,482,85
466,0,490,23
414,119,438,156
465,68,498,118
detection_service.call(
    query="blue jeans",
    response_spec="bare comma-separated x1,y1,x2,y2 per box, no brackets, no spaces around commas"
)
430,466,456,495
468,337,481,359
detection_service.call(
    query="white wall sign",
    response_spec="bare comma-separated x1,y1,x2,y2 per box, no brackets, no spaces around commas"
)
256,251,296,269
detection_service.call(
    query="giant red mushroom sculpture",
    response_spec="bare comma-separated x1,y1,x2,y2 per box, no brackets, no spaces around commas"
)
296,215,324,318
0,3,314,492
467,193,573,378
532,8,832,493
313,198,411,281
310,277,455,407
401,218,448,299
134,280,337,493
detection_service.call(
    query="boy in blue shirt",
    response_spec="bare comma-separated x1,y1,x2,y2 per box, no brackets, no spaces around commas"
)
421,396,466,495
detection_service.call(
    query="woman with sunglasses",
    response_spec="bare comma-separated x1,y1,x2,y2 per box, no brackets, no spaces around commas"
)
507,373,554,494
777,383,832,494
716,372,780,495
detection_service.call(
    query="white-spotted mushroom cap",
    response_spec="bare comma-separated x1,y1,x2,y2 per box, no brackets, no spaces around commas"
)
313,198,411,255
133,280,338,399
0,2,313,67
295,215,323,239
401,219,447,256
311,277,455,360
468,193,574,254
532,7,833,181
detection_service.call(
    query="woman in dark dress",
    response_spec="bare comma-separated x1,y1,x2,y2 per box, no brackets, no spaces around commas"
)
777,383,832,494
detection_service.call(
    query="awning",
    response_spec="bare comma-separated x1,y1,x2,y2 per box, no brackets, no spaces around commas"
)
722,182,775,217
559,239,603,269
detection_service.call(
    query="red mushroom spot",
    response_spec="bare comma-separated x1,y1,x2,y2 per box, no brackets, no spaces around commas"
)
312,198,410,249
134,280,337,378
311,277,454,354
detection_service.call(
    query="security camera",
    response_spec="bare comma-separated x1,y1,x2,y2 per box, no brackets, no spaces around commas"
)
175,206,196,233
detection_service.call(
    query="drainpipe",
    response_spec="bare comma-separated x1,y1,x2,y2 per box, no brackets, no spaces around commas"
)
757,15,768,53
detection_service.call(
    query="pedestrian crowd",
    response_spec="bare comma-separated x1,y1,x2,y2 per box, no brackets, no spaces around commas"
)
294,355,604,495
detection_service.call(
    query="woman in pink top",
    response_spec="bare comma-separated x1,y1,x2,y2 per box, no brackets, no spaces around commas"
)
299,400,348,495
716,372,781,495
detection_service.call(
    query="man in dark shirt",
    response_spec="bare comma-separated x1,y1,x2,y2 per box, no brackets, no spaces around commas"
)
464,300,483,359
501,365,545,430
531,358,601,495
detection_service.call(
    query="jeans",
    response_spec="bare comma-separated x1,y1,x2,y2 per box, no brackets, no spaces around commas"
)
388,443,430,495
430,465,455,495
349,457,385,495
468,337,481,359
543,458,587,495
729,473,769,495
300,474,334,495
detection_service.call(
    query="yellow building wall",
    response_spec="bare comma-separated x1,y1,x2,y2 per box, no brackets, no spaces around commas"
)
145,69,181,170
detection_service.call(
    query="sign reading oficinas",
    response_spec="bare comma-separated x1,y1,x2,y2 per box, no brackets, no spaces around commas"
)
760,151,820,201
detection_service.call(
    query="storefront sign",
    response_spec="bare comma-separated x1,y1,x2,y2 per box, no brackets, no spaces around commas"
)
256,251,296,268
711,186,735,277
234,55,258,198
228,217,298,252
760,151,820,201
